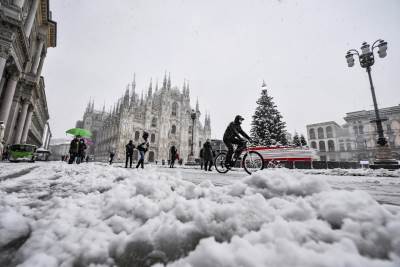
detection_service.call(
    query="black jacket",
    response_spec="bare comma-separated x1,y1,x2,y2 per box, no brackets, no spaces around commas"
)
223,122,250,141
126,143,135,155
202,141,214,161
170,146,177,156
137,140,149,152
69,138,79,154
78,139,87,153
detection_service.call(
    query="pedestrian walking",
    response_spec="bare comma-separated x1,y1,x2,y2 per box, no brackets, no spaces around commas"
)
199,147,204,170
169,145,177,168
77,138,87,164
109,151,115,165
125,140,135,168
68,136,80,164
136,132,149,169
203,139,214,171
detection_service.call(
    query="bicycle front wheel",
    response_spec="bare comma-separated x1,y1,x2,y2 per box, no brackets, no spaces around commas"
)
243,151,264,174
214,152,229,173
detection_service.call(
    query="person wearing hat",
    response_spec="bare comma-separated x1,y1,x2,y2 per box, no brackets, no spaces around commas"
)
223,115,251,168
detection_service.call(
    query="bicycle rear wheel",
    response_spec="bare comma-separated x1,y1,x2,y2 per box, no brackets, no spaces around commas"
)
214,152,229,173
243,151,264,174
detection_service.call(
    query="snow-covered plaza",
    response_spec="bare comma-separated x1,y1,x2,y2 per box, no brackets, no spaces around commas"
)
1,162,400,267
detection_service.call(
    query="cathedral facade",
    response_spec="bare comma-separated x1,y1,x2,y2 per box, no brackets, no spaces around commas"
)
76,74,211,163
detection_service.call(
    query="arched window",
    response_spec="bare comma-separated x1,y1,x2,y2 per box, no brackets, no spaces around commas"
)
188,126,192,134
319,141,326,151
353,126,359,135
151,134,155,143
317,127,324,139
309,129,316,139
346,143,352,151
199,141,202,148
151,117,157,127
172,102,178,116
340,143,345,151
171,125,176,134
311,141,317,149
148,151,155,162
358,125,364,134
326,126,333,138
328,140,335,151
134,131,140,141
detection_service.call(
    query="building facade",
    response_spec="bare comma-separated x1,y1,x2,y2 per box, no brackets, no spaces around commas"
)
77,74,212,163
0,0,56,148
306,105,400,162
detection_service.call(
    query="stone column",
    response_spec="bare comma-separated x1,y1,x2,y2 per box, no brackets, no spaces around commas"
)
6,101,21,144
14,99,30,144
14,0,26,8
21,107,33,144
24,0,39,37
0,77,6,98
0,74,19,126
31,39,44,74
0,57,6,83
46,133,51,149
41,122,48,145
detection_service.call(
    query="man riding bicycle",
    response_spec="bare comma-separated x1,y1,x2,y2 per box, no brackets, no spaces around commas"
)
223,115,252,168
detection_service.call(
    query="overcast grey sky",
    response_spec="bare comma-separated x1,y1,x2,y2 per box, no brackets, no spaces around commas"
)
42,0,400,139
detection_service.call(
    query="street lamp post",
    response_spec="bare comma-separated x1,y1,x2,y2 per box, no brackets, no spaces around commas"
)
345,40,399,169
190,109,196,157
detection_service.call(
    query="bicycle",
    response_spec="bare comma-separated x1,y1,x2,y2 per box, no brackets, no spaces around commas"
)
214,142,264,174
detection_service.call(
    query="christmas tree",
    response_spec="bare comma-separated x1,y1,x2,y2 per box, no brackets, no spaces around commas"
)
300,134,307,146
292,132,301,146
250,81,288,146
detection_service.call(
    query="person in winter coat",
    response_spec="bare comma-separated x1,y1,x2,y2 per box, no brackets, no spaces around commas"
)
203,139,214,171
77,138,87,164
169,145,177,168
68,136,80,164
136,132,149,169
109,150,115,165
199,147,204,170
125,140,135,168
0,121,5,159
223,115,251,168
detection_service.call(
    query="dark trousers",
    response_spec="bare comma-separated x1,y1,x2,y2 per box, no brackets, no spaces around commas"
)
126,153,133,168
204,160,212,171
68,153,78,164
224,138,246,165
136,151,145,169
170,155,176,168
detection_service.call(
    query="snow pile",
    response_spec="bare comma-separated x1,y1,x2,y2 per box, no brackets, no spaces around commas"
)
0,163,399,267
303,168,400,177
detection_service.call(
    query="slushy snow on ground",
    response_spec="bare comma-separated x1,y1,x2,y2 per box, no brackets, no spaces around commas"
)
0,162,399,267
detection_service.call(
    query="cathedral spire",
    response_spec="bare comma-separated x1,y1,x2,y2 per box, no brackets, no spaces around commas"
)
261,80,267,89
91,98,95,112
162,71,167,90
182,80,186,95
196,98,199,112
167,72,171,90
102,101,105,113
155,79,158,92
148,78,153,97
124,84,130,106
186,81,190,96
140,90,144,105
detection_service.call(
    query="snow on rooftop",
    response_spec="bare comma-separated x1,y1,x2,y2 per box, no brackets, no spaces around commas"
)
0,162,399,266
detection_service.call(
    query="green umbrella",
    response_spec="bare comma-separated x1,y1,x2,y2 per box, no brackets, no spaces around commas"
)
66,128,92,138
